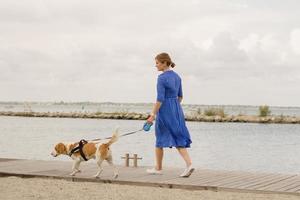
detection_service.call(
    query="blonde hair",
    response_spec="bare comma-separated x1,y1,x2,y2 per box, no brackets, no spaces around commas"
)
155,52,176,68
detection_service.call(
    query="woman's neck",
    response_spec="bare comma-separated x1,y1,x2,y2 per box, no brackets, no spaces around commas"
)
163,67,172,72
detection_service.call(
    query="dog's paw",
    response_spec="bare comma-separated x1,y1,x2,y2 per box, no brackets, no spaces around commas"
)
93,174,100,179
69,172,76,176
76,169,81,173
113,174,119,179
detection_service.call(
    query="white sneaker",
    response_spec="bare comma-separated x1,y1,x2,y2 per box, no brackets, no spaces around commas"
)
146,167,163,175
180,164,195,177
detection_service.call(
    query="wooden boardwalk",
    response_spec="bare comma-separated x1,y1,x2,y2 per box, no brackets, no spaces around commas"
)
0,158,300,196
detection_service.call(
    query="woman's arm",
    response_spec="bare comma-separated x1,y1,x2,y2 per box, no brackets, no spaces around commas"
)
151,101,161,116
147,101,161,123
147,76,165,122
178,78,183,103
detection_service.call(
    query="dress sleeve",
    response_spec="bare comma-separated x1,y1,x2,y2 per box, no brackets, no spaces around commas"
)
178,79,183,97
156,76,166,103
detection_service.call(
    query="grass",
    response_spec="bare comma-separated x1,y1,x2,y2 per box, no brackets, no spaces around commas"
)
203,107,226,117
259,105,271,117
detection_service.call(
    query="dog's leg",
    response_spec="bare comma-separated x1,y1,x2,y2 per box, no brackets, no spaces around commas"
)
70,159,81,176
75,160,82,173
107,155,118,179
94,158,104,178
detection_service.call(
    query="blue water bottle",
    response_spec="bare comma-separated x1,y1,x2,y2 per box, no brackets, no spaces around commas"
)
143,121,153,132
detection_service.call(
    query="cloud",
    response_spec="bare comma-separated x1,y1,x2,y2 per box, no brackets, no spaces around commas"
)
0,0,299,106
290,29,300,55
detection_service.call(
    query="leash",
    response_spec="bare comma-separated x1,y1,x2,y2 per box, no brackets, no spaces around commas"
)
88,127,144,143
87,121,153,143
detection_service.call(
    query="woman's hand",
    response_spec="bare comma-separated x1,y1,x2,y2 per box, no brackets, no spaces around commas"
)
147,113,155,123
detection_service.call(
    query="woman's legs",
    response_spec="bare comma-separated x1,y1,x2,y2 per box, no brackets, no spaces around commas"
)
155,147,163,170
176,147,192,167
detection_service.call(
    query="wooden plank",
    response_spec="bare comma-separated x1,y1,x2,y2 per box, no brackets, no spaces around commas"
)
220,173,276,188
194,171,246,185
203,171,260,186
258,176,300,191
118,168,181,182
293,185,300,193
163,170,226,185
242,174,296,190
279,181,300,192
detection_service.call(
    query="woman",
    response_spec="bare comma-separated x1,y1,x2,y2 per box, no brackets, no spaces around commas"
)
146,52,194,177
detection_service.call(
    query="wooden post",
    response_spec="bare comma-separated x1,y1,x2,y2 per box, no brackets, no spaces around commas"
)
121,153,130,167
121,153,142,167
133,154,142,167
133,154,138,167
125,153,129,167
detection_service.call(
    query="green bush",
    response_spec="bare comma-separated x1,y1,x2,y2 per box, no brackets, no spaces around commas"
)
259,105,271,117
204,107,226,117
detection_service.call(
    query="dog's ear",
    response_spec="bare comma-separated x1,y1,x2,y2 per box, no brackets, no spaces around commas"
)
55,143,67,154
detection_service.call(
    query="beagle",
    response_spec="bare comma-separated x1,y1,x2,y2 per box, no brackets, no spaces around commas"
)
51,128,119,178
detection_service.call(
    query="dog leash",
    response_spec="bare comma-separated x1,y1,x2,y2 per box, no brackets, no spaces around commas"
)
89,128,144,142
88,121,154,143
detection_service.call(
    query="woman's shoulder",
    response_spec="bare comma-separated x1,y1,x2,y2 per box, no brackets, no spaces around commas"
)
159,71,181,79
157,73,165,80
169,70,181,80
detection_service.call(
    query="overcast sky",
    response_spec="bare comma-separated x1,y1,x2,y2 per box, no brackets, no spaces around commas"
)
0,0,300,106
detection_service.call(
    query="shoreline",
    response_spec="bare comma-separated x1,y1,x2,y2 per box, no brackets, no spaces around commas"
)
0,111,300,124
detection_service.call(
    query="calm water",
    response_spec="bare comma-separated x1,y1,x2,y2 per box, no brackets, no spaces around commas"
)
0,116,300,174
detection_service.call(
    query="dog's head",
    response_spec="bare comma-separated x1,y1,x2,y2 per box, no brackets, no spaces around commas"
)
51,142,67,157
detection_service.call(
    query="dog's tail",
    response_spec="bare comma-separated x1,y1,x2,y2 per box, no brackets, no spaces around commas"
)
107,127,119,146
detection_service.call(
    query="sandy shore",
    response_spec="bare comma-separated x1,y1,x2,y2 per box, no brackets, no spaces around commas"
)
0,176,298,200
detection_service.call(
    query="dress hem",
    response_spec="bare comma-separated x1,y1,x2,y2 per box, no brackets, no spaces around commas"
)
155,144,191,148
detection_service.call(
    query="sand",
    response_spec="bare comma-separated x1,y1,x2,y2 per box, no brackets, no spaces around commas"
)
0,176,298,200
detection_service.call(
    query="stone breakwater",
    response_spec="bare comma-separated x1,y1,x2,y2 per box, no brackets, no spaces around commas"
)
0,111,300,124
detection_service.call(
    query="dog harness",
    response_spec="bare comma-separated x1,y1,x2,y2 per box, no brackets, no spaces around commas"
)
68,139,89,161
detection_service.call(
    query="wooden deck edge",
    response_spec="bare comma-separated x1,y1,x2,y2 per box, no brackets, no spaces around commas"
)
0,171,299,197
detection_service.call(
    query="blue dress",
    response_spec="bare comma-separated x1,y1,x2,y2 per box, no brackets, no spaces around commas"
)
155,70,192,148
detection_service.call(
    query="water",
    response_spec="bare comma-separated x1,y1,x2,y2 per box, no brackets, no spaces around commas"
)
0,116,300,174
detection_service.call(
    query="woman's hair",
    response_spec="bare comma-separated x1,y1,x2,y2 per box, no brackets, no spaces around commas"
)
155,52,176,68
